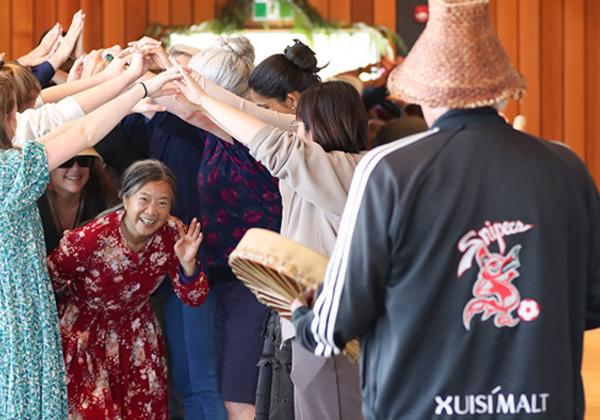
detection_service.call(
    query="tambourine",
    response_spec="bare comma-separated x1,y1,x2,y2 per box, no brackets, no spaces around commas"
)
228,228,359,361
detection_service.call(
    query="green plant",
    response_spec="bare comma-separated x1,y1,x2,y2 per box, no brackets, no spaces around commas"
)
146,0,405,54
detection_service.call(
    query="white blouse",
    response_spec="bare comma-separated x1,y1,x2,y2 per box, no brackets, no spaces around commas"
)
12,97,85,147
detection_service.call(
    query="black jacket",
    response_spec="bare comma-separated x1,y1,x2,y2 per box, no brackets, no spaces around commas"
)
293,108,600,419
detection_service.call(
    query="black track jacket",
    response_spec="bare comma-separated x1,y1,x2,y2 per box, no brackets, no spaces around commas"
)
293,108,600,419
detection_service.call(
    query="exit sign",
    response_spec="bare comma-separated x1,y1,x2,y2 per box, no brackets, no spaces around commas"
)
253,0,293,21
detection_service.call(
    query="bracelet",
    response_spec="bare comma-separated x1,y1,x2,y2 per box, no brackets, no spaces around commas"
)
138,82,148,99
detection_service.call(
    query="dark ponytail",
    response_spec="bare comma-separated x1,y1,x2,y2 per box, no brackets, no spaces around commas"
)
249,40,324,101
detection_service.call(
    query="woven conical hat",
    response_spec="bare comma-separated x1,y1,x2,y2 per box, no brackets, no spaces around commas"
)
229,228,360,361
388,0,526,108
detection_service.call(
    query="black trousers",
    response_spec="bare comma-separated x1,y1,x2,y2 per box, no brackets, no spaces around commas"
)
255,311,295,420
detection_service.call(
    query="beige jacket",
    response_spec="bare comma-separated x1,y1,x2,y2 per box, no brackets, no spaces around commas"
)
250,125,363,257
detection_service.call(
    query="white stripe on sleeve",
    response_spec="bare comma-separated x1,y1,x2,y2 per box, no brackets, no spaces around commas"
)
310,128,440,356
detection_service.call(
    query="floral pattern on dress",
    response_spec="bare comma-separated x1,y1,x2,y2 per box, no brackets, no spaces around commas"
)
0,140,68,419
47,210,209,419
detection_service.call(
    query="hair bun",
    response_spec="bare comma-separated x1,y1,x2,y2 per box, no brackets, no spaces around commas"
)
284,39,320,73
214,36,255,64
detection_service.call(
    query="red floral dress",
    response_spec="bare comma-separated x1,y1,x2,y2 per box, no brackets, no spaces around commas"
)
47,210,209,419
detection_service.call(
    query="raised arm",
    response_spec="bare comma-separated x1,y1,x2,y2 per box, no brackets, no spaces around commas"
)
68,58,137,113
39,55,125,105
15,23,61,68
40,63,180,170
13,57,143,146
151,93,234,143
177,68,270,146
199,76,294,130
46,10,85,73
169,218,209,307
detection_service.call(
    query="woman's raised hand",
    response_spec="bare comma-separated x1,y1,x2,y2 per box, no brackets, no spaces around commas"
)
131,97,166,115
16,23,61,67
64,10,85,47
174,218,203,276
67,56,85,82
174,65,207,106
80,50,106,78
100,54,128,80
37,23,62,57
121,36,172,70
47,10,85,70
124,52,147,79
142,67,182,98
127,36,162,50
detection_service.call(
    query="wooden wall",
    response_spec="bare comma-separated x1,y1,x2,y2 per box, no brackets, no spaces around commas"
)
0,0,394,57
0,0,598,416
583,330,600,419
488,0,600,189
0,0,597,186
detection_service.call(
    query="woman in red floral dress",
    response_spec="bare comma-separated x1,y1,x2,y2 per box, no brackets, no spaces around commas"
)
47,160,209,419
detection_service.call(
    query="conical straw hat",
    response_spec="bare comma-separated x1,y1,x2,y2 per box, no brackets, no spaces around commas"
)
388,0,526,108
229,228,360,361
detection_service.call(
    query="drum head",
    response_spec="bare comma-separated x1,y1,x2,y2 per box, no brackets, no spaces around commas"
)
229,228,360,361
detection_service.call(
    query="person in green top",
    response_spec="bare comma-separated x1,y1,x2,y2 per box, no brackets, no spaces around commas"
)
0,54,179,419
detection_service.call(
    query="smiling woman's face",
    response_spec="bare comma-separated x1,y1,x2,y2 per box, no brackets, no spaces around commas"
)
122,180,173,241
50,164,90,196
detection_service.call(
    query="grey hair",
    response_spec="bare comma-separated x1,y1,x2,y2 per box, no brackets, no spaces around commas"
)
188,36,255,97
119,159,176,200
98,160,177,217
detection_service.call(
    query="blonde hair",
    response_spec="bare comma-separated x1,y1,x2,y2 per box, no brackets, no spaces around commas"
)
0,63,41,112
188,36,255,97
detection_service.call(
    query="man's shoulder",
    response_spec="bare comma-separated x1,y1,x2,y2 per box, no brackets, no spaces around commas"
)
357,127,456,184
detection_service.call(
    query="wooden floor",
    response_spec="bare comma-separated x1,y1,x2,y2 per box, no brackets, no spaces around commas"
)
584,329,600,419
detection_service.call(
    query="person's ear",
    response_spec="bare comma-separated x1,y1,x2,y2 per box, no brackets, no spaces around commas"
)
287,91,301,112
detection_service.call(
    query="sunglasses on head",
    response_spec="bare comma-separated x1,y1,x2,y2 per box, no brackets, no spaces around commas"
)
59,156,96,168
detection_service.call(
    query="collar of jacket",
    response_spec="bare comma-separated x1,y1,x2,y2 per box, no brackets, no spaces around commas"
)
432,107,509,130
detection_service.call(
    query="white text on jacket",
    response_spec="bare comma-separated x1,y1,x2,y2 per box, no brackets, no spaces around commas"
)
434,386,549,416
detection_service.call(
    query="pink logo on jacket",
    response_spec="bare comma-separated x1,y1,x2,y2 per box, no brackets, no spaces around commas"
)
457,221,540,331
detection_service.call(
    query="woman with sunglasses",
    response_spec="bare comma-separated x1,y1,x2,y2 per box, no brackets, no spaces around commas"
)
38,148,117,254
0,55,178,418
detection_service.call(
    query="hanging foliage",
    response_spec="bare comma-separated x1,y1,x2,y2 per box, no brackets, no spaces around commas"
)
146,0,406,55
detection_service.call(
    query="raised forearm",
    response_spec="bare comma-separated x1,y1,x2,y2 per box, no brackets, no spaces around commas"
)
43,83,146,170
198,94,268,146
202,77,294,130
39,71,109,104
71,72,138,114
76,83,147,148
